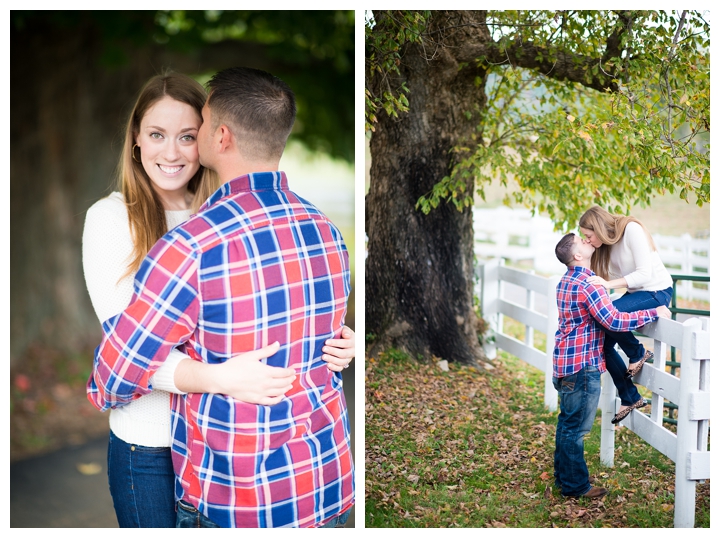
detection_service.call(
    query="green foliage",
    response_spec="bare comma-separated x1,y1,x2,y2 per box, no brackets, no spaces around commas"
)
156,10,356,163
12,10,355,162
367,10,710,229
365,11,430,132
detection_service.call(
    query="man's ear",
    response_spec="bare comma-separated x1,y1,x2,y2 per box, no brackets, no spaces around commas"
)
217,124,233,153
571,248,582,264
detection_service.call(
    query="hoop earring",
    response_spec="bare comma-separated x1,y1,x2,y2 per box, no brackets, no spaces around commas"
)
132,144,141,163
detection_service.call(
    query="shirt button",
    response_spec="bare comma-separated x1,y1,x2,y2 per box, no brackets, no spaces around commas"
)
130,446,136,451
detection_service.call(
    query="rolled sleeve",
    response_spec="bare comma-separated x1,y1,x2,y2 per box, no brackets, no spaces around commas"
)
87,233,200,411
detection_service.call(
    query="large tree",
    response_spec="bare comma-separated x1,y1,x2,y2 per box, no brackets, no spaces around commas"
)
365,10,709,365
10,10,354,366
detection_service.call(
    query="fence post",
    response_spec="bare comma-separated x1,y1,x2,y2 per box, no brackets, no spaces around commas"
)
599,370,617,467
480,258,501,360
680,233,692,299
673,318,705,528
544,274,560,411
649,337,668,425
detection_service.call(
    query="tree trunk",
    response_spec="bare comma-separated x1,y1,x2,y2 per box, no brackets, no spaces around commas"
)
10,18,158,365
366,11,491,365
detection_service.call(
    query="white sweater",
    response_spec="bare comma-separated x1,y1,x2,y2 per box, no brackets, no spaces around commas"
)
609,221,673,293
82,191,192,447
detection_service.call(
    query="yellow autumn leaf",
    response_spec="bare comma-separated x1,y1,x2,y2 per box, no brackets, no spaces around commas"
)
77,462,102,475
577,131,592,142
566,114,575,122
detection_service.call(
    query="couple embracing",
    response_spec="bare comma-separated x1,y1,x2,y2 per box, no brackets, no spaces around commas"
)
83,66,355,528
552,207,674,499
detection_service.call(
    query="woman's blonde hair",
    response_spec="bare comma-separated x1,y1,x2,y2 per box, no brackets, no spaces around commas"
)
118,71,219,279
578,205,656,280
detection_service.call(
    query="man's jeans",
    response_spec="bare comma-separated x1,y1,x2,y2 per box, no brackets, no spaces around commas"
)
321,509,351,528
175,501,221,528
176,500,351,528
602,287,672,406
553,365,601,497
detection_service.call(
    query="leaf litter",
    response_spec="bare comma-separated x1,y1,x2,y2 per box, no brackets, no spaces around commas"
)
365,352,709,528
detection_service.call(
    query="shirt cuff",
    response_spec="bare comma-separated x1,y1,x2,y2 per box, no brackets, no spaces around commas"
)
149,348,189,394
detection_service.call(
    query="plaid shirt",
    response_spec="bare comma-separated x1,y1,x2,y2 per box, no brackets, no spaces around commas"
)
553,265,658,378
87,172,354,527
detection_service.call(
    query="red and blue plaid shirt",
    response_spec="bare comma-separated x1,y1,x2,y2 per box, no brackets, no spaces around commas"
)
553,265,658,378
87,172,354,527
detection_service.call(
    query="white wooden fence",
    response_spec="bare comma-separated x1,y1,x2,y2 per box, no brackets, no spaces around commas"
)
478,258,711,527
474,207,710,301
478,258,560,411
599,317,710,528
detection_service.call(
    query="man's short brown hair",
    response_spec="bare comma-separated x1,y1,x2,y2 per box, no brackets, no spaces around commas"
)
206,67,296,162
555,233,577,266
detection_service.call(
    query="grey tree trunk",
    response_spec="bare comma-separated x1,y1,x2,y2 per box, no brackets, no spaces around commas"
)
365,11,492,365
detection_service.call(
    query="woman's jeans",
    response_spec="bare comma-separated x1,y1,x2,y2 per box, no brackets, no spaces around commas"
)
107,430,176,528
553,365,601,497
602,287,673,406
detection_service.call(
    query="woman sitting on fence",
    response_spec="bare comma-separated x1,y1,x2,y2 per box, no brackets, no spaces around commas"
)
578,206,674,425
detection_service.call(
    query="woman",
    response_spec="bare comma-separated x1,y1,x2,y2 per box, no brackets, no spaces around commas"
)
578,206,673,425
82,72,355,527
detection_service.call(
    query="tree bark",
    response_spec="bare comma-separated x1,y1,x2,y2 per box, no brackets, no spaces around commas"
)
366,11,492,365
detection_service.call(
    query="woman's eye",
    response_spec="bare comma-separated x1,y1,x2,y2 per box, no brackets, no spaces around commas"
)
150,132,163,139
180,134,196,142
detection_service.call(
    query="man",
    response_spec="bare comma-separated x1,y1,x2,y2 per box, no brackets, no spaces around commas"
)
88,67,353,527
552,233,670,499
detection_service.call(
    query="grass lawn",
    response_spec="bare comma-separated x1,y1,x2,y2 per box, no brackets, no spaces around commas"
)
364,346,710,528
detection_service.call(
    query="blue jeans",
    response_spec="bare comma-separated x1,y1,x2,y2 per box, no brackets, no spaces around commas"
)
553,365,601,497
321,509,351,528
107,430,176,528
175,501,221,528
176,500,351,528
602,287,672,406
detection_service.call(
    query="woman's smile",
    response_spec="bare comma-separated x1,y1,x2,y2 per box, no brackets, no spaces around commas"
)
136,96,202,210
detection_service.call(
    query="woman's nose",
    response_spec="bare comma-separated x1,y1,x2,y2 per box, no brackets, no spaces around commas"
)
163,141,180,160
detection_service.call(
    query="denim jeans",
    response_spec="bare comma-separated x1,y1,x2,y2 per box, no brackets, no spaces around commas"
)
602,287,672,406
321,509,351,528
175,501,221,528
107,430,176,528
176,501,351,528
553,365,601,497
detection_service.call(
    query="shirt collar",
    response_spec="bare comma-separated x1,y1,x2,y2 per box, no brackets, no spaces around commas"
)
199,171,288,212
569,265,594,277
